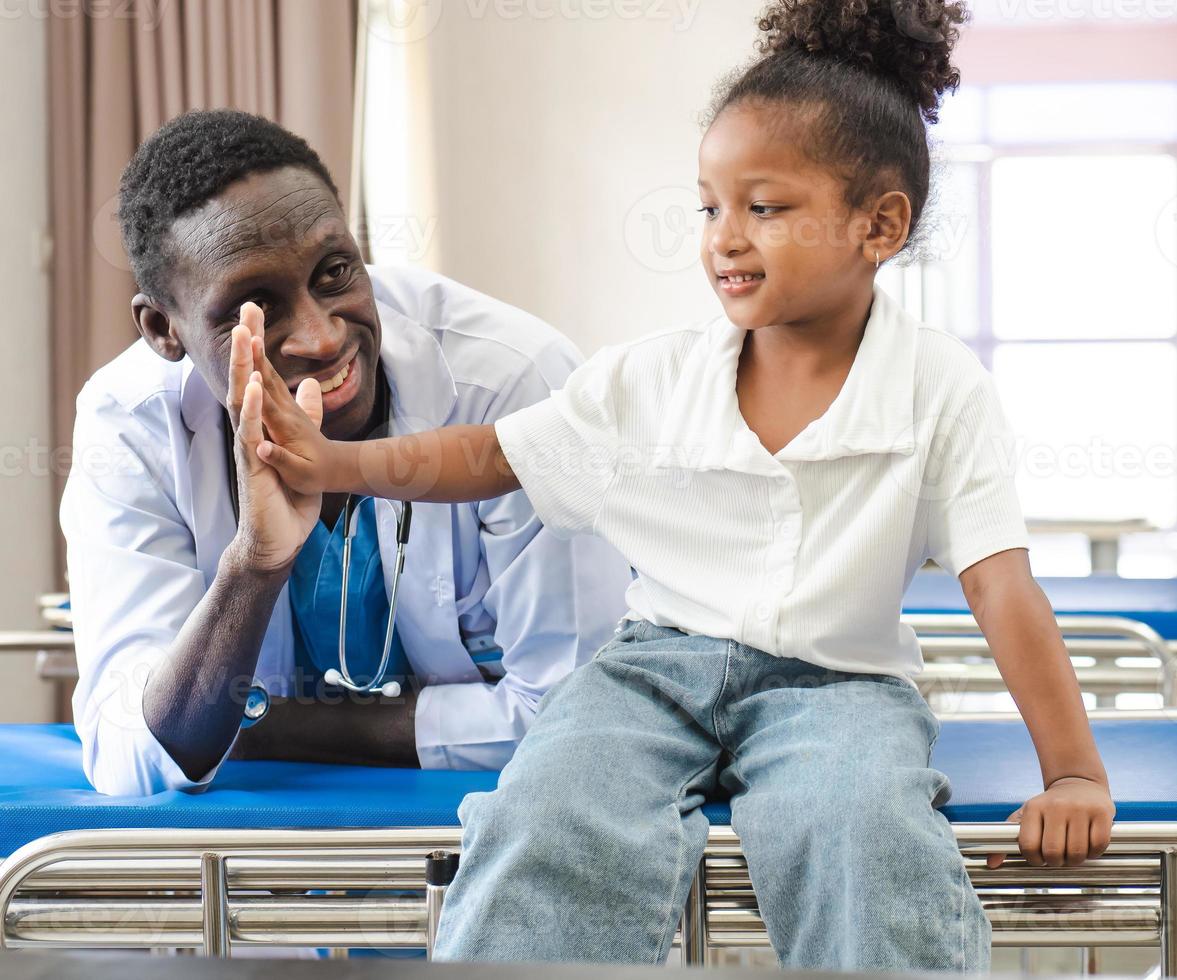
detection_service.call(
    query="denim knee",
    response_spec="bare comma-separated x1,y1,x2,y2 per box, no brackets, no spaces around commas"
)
811,767,953,842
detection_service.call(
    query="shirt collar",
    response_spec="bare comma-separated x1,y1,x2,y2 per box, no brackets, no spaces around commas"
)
651,284,917,475
180,295,458,437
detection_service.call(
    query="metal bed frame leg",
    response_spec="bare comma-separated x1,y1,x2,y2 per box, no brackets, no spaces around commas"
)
1079,882,1102,977
425,849,459,960
1162,850,1177,977
200,851,230,958
680,858,707,966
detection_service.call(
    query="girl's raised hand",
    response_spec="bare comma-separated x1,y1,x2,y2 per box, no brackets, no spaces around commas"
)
248,335,325,442
241,343,341,496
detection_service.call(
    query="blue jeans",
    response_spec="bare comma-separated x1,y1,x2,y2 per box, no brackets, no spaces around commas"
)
433,620,990,972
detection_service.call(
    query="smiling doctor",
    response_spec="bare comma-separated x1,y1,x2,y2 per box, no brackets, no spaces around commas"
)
60,109,632,796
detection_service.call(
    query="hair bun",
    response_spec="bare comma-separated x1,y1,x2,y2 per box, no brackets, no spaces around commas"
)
756,0,970,123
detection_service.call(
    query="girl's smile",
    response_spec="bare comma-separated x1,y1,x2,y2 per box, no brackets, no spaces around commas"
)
717,269,767,296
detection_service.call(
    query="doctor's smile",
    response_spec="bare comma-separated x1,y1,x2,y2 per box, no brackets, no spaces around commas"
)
287,350,362,415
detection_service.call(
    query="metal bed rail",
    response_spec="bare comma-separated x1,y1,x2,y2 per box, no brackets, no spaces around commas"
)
3,824,1177,971
904,614,1177,707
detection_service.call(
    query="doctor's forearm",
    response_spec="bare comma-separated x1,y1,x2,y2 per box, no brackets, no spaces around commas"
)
331,424,521,503
230,689,421,768
142,546,291,782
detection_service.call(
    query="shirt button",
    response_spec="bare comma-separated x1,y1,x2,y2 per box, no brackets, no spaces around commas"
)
752,600,773,622
769,570,788,588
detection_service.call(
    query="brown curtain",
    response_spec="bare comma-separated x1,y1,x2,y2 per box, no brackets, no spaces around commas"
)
47,0,360,584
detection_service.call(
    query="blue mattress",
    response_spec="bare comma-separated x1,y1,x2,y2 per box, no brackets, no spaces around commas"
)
1,721,1174,858
904,572,1177,639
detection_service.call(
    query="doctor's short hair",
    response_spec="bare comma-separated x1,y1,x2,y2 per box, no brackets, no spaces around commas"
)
706,0,970,262
117,109,341,304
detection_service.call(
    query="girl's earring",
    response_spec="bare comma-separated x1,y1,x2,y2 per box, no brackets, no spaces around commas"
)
875,250,880,270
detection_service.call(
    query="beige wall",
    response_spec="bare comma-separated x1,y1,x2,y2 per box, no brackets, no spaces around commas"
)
366,0,770,354
0,11,55,723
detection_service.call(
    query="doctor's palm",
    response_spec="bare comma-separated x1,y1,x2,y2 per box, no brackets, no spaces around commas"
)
226,307,323,574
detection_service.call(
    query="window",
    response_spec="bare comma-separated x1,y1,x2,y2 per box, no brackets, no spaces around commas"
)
920,82,1177,576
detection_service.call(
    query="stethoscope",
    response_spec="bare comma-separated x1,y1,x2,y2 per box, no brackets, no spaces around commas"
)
324,492,411,698
223,376,412,722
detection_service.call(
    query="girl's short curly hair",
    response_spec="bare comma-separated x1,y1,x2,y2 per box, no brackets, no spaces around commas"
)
117,109,341,303
707,0,971,262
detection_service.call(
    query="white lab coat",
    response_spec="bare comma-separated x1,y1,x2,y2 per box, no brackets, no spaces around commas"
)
61,265,633,795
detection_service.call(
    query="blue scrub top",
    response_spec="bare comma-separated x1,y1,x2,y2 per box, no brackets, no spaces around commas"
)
289,495,412,695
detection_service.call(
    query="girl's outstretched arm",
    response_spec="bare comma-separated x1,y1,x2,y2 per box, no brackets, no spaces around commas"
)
240,345,520,503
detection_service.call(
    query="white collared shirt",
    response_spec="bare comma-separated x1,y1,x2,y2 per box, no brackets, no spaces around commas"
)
495,285,1029,684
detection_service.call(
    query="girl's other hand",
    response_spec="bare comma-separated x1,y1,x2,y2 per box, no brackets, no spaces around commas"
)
986,776,1115,869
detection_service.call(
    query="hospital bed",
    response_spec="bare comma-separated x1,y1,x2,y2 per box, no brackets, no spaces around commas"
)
1,719,1175,974
1,574,1174,966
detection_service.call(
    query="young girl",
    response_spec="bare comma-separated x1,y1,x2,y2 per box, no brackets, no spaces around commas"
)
238,0,1115,970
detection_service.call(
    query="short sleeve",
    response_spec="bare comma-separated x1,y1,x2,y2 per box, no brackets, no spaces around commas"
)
924,372,1030,577
493,345,621,539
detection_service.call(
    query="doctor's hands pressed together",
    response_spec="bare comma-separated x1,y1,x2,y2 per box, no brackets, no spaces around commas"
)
141,298,423,781
136,297,341,784
224,304,323,576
